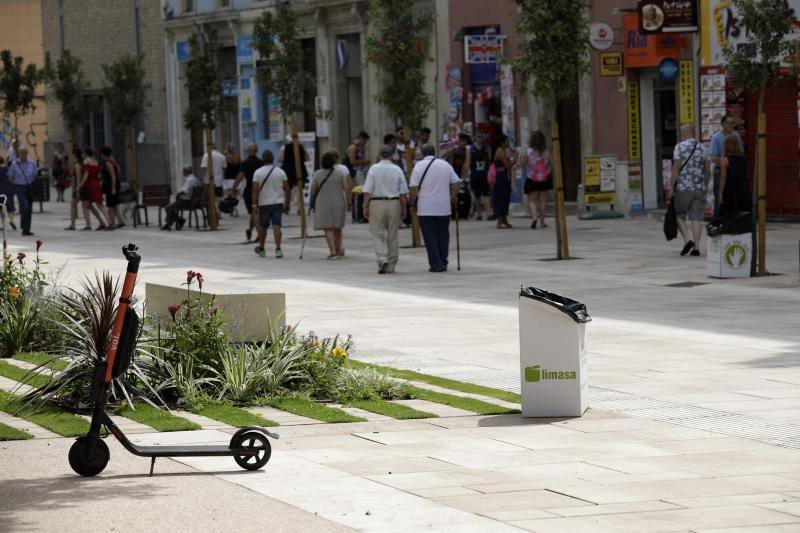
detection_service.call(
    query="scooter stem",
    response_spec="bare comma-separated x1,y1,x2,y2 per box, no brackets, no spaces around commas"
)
103,244,141,383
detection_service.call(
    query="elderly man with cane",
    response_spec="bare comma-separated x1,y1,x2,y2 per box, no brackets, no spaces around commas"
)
409,144,460,273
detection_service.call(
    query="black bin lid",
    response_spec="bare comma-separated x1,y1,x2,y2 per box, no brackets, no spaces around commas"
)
519,286,591,324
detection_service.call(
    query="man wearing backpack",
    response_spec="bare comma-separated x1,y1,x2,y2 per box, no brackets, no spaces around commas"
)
252,150,290,258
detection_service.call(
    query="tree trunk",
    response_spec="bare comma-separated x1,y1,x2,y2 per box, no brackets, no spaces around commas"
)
126,128,138,192
206,128,219,230
404,127,422,247
756,93,767,275
291,120,307,239
550,120,569,259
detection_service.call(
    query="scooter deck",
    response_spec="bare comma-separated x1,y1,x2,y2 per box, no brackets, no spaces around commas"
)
132,444,256,457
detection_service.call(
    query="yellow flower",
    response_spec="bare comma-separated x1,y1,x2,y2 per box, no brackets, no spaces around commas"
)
331,347,347,359
8,287,21,298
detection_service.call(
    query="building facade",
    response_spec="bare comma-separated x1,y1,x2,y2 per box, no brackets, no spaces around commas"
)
41,0,169,186
0,0,48,163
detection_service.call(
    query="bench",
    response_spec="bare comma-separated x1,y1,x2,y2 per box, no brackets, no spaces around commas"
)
135,185,171,227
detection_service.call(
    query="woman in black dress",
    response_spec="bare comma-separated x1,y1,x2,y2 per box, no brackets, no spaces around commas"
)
719,134,750,216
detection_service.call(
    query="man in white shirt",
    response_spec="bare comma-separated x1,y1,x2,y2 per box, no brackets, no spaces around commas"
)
409,144,460,272
363,145,409,274
200,142,226,197
162,164,200,231
251,149,290,258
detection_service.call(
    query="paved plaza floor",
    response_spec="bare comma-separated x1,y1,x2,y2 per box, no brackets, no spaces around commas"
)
1,201,799,531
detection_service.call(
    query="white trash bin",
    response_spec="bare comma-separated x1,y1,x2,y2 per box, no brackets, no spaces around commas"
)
519,287,591,417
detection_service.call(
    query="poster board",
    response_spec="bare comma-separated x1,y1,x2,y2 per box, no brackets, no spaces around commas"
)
583,154,617,206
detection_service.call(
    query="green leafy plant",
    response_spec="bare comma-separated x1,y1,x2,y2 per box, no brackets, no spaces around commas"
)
333,368,408,402
45,49,98,148
365,0,434,129
102,54,150,191
0,297,39,358
0,50,45,131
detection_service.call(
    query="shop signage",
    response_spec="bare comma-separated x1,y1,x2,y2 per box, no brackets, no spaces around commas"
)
659,57,679,79
624,14,684,68
600,52,624,76
236,34,253,64
176,40,190,62
589,22,615,50
638,0,699,33
627,81,642,161
583,154,617,205
679,59,695,124
464,34,504,64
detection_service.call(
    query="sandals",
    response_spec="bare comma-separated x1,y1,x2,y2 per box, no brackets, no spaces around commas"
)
64,225,75,231
81,226,92,231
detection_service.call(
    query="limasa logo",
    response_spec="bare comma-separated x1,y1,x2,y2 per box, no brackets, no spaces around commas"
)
724,241,748,269
524,364,577,383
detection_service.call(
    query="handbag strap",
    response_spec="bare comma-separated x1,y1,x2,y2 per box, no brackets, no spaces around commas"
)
315,168,335,194
416,158,436,193
259,166,277,190
678,141,698,175
12,160,34,185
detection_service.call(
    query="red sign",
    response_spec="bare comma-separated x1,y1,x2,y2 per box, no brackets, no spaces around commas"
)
638,0,698,33
623,13,684,68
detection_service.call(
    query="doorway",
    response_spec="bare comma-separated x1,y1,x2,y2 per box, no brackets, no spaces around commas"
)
640,70,677,209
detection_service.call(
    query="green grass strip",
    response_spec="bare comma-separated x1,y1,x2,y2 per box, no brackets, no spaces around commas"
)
268,396,365,423
348,359,521,404
192,402,278,427
0,390,90,437
14,352,69,371
0,360,51,389
114,401,200,432
0,421,32,440
348,398,437,420
405,385,520,415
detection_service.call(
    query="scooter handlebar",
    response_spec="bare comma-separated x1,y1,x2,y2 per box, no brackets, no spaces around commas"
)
122,244,141,271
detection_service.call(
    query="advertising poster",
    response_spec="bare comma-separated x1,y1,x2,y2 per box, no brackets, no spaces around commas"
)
584,154,617,205
639,0,699,33
679,59,695,124
627,81,642,161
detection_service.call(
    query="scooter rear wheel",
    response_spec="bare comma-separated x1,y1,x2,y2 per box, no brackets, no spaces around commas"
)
69,435,110,477
231,430,271,471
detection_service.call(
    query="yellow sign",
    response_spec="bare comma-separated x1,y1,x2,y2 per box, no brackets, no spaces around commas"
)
679,59,695,124
599,52,623,76
583,156,601,188
583,154,617,206
627,81,641,161
585,192,616,205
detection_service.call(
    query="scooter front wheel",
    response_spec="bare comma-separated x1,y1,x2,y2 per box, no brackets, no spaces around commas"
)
231,429,271,471
69,435,110,477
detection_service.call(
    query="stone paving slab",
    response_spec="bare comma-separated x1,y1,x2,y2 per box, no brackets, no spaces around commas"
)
392,399,476,418
245,405,319,426
170,410,234,431
399,378,521,410
0,410,58,438
328,402,393,422
78,413,158,435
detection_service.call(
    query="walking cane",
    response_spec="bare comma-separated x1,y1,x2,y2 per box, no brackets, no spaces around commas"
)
454,201,461,271
299,232,306,260
0,195,7,259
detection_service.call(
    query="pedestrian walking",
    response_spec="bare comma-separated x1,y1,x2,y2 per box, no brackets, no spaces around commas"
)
709,114,743,215
235,143,262,242
200,141,226,206
252,150,290,258
669,124,709,257
409,144,460,272
64,147,83,230
162,165,200,231
363,145,408,274
345,131,371,222
0,156,17,231
100,147,125,229
51,142,70,202
521,131,553,229
718,134,750,216
8,146,38,236
468,131,491,220
311,152,352,259
223,143,241,217
491,134,518,229
78,147,110,231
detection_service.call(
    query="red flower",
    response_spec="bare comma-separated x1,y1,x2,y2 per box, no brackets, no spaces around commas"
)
195,272,204,290
187,270,196,283
35,240,43,251
16,252,25,264
168,304,180,320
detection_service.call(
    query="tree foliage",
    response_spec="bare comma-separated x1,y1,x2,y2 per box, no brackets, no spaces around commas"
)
253,4,315,126
511,0,591,107
182,30,234,131
722,0,797,92
0,50,44,129
45,50,97,140
365,0,434,128
102,54,150,133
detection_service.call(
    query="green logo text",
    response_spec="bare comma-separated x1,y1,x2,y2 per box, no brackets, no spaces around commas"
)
524,364,577,383
724,242,748,268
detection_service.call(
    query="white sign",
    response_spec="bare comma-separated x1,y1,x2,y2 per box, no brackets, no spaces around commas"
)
315,96,330,138
589,22,614,50
708,233,751,278
500,65,516,145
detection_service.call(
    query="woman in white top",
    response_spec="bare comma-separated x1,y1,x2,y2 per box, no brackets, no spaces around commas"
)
521,131,553,229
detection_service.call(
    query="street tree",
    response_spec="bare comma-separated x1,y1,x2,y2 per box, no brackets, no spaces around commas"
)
511,0,591,260
0,50,44,134
102,54,150,192
253,3,316,238
183,30,234,230
723,0,797,275
365,0,435,247
45,50,97,151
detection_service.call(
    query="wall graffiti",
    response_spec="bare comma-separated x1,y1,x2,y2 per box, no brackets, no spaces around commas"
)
0,118,21,151
0,117,46,160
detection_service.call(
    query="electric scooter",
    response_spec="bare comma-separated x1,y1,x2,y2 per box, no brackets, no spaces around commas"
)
68,243,278,477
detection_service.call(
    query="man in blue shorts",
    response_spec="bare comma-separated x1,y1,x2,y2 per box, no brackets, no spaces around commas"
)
251,150,290,258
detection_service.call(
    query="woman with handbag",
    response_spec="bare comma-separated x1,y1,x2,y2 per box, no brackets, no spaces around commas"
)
78,147,110,231
491,134,518,229
311,152,352,259
521,131,553,229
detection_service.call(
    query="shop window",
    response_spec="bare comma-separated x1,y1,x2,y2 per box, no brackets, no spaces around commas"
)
183,0,194,13
218,0,230,8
